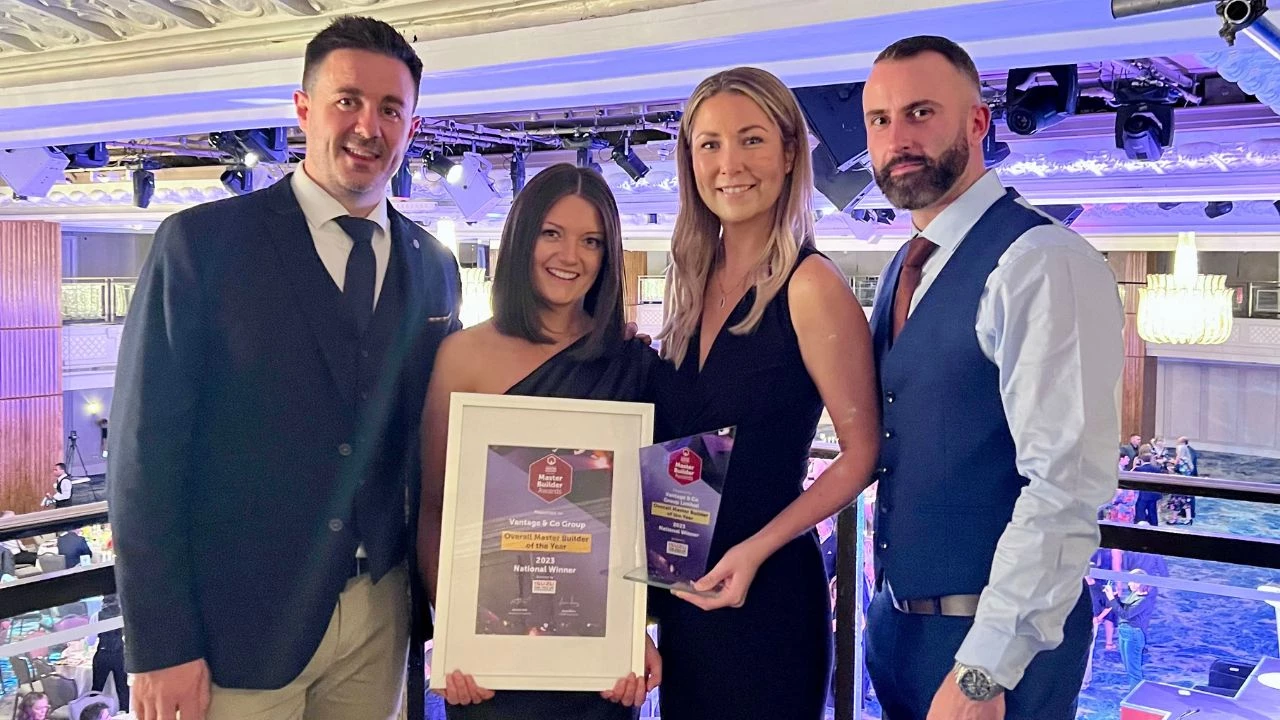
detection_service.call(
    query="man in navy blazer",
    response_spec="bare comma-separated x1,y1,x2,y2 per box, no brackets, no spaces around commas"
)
109,16,461,720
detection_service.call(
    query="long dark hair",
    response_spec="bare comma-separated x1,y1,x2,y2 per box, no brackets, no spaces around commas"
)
491,164,624,361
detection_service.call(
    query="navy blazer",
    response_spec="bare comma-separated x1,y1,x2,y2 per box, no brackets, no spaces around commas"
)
109,176,461,689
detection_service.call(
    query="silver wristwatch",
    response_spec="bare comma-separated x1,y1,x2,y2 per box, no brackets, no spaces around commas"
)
954,663,1004,702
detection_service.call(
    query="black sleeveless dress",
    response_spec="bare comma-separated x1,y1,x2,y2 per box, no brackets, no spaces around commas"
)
446,335,675,720
654,245,832,720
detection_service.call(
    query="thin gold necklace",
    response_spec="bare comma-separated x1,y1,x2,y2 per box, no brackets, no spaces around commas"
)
716,265,753,309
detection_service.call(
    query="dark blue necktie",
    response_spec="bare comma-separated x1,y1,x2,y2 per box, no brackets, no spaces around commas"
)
335,216,378,336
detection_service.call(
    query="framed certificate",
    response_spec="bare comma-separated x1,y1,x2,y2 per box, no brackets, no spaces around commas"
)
431,392,652,692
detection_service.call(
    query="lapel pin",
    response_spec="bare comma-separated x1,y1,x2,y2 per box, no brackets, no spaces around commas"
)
412,239,420,249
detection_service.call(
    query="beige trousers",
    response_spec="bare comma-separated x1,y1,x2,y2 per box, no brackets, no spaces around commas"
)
206,566,410,720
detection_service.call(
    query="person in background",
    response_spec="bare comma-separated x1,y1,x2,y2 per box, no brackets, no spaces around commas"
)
57,529,92,569
16,692,50,720
1120,435,1141,465
109,15,461,720
79,703,111,720
45,464,72,509
1105,568,1154,688
860,35,1123,720
1131,453,1165,526
93,594,129,712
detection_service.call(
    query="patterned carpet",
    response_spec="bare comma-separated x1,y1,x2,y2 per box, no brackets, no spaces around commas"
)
855,450,1280,720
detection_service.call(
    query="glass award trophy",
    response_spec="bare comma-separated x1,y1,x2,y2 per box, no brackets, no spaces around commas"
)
624,426,734,595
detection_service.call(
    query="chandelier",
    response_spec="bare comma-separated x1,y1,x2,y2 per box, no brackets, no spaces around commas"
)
1136,232,1233,345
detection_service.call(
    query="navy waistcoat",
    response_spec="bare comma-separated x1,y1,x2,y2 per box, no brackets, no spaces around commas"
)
869,189,1049,600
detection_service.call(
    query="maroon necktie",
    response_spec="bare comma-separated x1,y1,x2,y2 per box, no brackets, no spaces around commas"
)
892,235,938,340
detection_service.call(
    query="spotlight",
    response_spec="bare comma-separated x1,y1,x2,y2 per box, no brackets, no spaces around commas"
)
211,129,287,167
612,141,649,182
391,159,412,199
850,208,896,224
510,150,526,197
442,152,500,222
1158,202,1182,210
426,153,462,184
1205,201,1234,219
60,143,109,169
1273,199,1280,216
132,168,155,208
1005,65,1079,136
982,122,1010,169
220,167,253,195
238,128,288,164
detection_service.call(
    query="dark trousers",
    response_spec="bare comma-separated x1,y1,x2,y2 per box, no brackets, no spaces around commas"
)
1135,493,1161,526
865,587,1091,720
92,648,129,712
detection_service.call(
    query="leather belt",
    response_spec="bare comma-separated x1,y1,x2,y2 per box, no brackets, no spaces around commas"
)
886,581,980,617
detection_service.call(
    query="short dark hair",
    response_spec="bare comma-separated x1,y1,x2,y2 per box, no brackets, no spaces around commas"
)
876,35,981,91
303,16,423,100
79,703,110,720
491,164,624,361
55,463,67,472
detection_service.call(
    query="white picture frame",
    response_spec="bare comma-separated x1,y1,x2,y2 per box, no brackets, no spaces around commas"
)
431,392,652,692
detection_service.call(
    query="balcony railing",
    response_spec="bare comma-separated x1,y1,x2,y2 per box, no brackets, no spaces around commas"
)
60,278,136,325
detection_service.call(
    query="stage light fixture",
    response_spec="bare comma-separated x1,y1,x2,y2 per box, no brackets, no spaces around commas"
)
794,82,878,211
426,153,462,184
850,208,896,225
1204,201,1234,219
0,147,69,198
510,150,526,197
1005,65,1079,136
61,143,109,169
132,168,155,208
612,138,649,182
1273,199,1280,216
443,152,501,222
1158,202,1182,210
220,167,253,196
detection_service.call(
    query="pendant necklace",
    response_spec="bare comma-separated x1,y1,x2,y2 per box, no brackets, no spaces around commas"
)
716,266,752,309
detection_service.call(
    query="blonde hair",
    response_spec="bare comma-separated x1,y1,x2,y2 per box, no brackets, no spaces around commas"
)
657,67,816,368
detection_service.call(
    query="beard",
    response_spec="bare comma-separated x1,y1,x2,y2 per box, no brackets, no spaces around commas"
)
873,131,969,210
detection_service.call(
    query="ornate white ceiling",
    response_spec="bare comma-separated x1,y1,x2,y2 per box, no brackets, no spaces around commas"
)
0,0,701,81
0,0,387,54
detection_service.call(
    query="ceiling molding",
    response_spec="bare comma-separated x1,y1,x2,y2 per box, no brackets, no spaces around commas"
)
0,0,704,83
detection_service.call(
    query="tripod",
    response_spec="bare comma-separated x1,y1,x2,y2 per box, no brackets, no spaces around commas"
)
66,431,89,477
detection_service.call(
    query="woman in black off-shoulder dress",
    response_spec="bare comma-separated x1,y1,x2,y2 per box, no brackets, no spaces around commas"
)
418,164,672,720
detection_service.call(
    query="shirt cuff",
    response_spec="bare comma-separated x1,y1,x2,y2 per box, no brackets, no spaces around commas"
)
954,623,1039,691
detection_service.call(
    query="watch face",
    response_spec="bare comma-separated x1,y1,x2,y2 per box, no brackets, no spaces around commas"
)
959,667,995,699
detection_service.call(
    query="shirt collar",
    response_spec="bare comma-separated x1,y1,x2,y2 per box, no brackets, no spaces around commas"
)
914,170,1006,252
291,162,391,238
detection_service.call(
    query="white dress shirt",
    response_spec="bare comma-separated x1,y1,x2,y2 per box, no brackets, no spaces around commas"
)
905,170,1124,690
291,163,391,306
